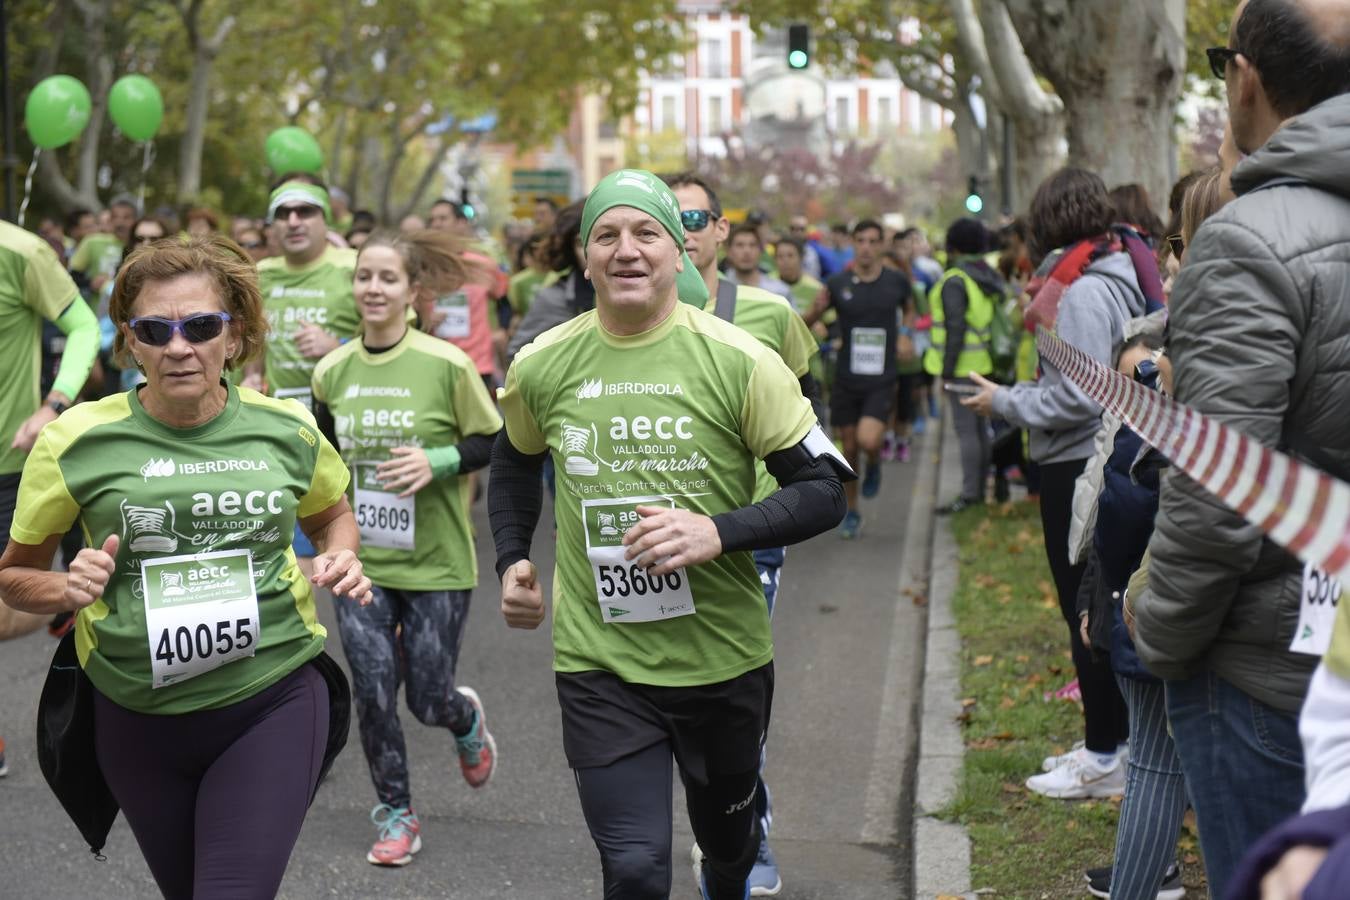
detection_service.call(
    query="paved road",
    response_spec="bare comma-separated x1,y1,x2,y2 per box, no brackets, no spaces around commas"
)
0,436,932,899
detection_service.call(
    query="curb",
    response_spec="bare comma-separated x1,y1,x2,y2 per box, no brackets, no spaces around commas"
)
913,409,976,900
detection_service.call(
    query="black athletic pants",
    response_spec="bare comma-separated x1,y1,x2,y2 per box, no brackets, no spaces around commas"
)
93,663,327,900
575,741,761,900
1038,458,1129,753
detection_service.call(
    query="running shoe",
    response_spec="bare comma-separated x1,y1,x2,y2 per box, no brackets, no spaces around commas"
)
0,736,7,777
1046,741,1127,773
1086,861,1184,899
861,460,882,498
936,497,982,515
896,441,910,463
913,415,927,436
880,434,897,462
839,510,862,540
928,394,939,419
454,686,497,788
748,835,782,896
1025,747,1126,799
691,844,752,900
366,804,420,866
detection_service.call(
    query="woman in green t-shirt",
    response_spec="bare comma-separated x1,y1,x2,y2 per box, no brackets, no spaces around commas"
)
311,229,503,868
0,234,371,898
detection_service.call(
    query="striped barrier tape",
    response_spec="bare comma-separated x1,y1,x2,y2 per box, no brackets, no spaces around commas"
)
1034,326,1350,587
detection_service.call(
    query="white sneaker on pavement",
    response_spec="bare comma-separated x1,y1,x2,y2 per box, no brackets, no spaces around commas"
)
1042,740,1128,773
1026,747,1126,799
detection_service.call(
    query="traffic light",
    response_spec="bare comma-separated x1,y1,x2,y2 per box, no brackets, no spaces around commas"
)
965,176,984,215
787,24,810,69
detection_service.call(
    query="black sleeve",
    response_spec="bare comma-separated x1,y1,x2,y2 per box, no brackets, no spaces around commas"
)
313,400,339,450
798,372,824,424
940,277,968,380
488,430,548,580
455,430,498,475
710,445,846,554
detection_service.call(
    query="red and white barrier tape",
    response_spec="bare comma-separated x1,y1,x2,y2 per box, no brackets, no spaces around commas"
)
1035,327,1350,583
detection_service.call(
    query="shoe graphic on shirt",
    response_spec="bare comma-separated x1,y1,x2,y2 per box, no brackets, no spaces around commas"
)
120,498,179,554
561,423,599,476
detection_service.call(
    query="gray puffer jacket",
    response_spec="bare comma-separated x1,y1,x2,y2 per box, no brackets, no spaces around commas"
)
1136,93,1350,712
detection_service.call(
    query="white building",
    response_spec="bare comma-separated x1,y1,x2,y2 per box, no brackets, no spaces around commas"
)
631,2,949,161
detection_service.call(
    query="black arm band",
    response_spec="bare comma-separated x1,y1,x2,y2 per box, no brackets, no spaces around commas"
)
455,430,498,475
313,400,339,450
711,449,846,554
489,430,548,580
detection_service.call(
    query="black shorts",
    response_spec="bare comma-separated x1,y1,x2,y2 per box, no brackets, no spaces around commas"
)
555,663,773,784
829,378,896,428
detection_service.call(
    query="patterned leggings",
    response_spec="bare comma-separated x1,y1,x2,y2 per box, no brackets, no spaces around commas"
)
333,586,474,809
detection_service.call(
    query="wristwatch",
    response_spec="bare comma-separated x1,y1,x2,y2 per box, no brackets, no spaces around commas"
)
48,399,69,415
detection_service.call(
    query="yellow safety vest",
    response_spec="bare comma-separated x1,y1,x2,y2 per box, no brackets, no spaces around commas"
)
923,267,994,377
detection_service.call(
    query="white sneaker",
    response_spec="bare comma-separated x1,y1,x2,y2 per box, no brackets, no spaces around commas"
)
1042,741,1128,773
1041,740,1085,772
1026,748,1126,799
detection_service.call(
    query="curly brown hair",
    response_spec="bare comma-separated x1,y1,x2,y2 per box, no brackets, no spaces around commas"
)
1029,167,1117,258
108,233,267,370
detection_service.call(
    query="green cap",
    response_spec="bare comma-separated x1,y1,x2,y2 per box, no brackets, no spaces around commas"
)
267,181,331,224
580,169,708,307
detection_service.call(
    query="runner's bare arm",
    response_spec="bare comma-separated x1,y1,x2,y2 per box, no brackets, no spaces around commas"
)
0,533,118,615
801,285,831,327
301,498,373,604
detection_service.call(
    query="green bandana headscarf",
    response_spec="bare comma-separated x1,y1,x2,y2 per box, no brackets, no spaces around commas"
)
267,181,331,224
580,168,708,306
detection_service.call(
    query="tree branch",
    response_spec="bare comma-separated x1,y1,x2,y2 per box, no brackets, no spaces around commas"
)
977,0,1061,117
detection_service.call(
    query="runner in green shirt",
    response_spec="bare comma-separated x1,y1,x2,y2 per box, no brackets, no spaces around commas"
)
0,234,369,896
666,170,825,896
246,180,360,562
311,229,503,867
489,168,850,900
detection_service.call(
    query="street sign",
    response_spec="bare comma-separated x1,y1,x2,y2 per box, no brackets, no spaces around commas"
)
511,169,572,222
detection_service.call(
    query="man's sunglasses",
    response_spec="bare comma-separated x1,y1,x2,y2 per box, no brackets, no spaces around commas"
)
680,209,715,233
1206,46,1240,80
129,312,232,346
273,204,323,222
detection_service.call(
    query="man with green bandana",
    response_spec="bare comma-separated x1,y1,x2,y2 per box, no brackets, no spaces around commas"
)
244,181,359,408
245,179,358,562
665,169,821,896
0,218,100,773
489,168,850,900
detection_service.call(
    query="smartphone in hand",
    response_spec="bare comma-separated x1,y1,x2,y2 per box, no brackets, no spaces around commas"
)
943,383,980,396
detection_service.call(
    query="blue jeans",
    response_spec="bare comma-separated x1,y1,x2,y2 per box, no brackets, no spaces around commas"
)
1112,676,1187,900
752,545,785,840
1165,671,1305,899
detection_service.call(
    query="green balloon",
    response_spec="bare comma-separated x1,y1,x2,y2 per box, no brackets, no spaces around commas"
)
25,75,92,149
108,75,164,142
265,127,324,175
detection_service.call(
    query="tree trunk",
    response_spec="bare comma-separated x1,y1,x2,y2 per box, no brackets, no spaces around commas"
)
1001,0,1185,208
951,103,990,189
1011,108,1063,210
177,11,236,203
74,0,112,200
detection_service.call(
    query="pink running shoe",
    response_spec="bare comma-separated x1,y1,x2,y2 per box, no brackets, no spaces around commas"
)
367,804,420,866
454,686,497,788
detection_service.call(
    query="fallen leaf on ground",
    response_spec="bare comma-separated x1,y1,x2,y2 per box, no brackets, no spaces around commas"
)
1065,819,1078,831
1000,696,1017,709
911,593,928,606
973,654,994,666
1016,654,1030,663
1001,782,1022,794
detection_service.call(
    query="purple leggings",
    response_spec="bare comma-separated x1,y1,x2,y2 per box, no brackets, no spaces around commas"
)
93,663,328,900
